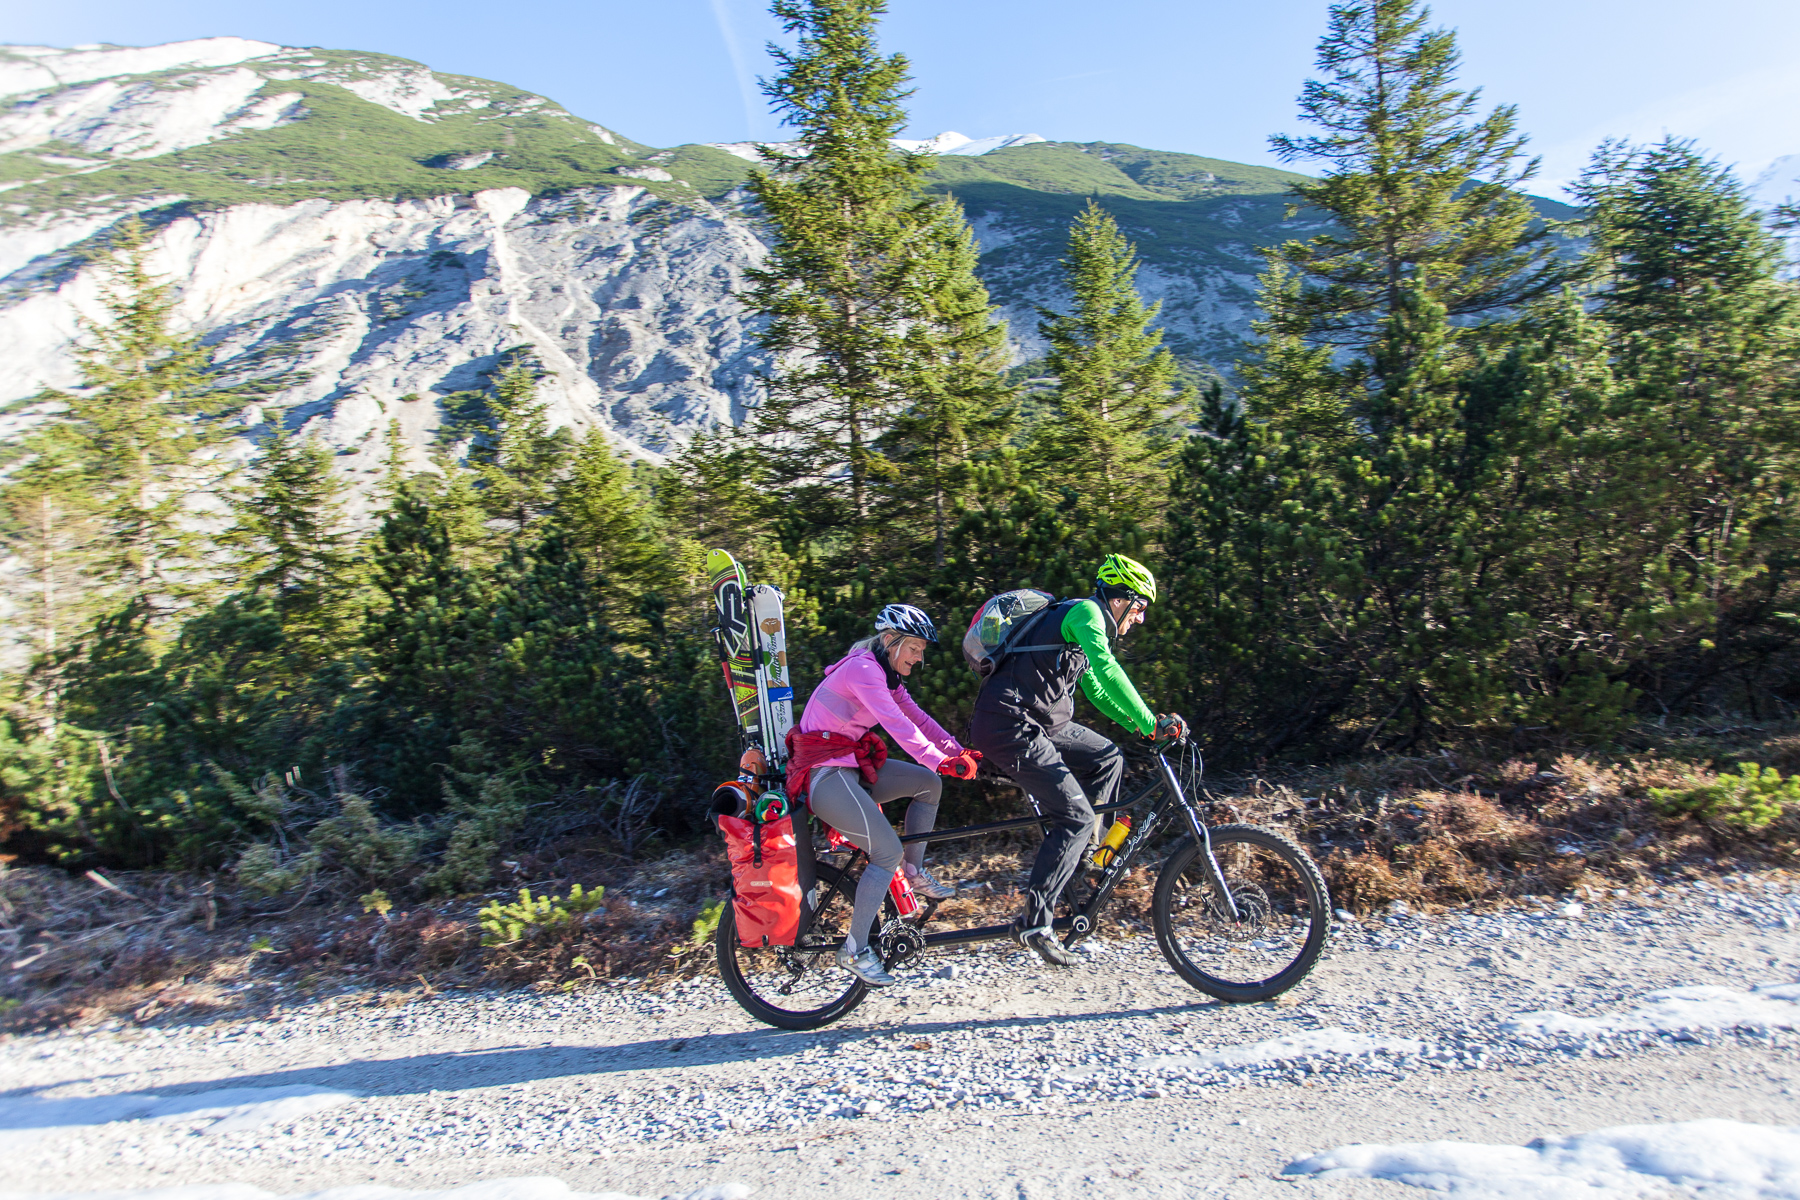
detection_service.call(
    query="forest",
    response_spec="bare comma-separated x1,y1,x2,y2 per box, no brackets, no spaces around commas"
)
2,0,1798,899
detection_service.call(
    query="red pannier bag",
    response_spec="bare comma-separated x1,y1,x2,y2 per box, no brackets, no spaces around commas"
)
718,810,802,947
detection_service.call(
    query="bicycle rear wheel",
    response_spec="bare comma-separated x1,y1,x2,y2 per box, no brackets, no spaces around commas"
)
717,860,870,1030
1152,823,1330,1003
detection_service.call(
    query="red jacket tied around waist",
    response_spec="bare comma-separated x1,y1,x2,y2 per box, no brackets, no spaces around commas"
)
786,728,888,802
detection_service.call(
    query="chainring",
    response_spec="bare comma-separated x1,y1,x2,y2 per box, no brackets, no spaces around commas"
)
876,919,926,969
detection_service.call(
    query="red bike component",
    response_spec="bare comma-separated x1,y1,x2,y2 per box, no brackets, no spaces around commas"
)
888,870,920,917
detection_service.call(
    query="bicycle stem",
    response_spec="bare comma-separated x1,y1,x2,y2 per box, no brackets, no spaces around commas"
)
1156,747,1241,921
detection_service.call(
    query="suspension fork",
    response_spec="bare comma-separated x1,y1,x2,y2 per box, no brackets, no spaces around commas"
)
1156,751,1240,920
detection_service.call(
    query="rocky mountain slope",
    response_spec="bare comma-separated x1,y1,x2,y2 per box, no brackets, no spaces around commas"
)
0,37,1523,472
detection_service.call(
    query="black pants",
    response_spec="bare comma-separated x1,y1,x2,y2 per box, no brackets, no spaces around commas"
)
969,711,1126,929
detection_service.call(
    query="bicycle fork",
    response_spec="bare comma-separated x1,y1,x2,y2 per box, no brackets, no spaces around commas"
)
1156,753,1241,921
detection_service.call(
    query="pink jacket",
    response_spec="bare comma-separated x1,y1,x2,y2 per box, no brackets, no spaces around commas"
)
797,648,962,772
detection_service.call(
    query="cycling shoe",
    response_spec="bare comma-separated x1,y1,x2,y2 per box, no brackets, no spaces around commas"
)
1010,918,1078,967
903,863,956,900
836,941,897,987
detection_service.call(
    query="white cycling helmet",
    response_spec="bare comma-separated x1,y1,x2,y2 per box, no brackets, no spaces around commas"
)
874,603,938,644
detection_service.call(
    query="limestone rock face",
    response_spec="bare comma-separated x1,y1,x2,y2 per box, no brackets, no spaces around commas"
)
0,183,770,512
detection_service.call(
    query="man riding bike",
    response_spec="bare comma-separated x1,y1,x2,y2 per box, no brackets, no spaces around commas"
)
786,604,982,988
968,554,1187,967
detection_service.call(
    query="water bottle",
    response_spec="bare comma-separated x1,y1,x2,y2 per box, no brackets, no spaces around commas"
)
1092,815,1133,868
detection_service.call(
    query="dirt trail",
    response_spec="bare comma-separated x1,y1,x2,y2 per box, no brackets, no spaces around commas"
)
4,874,1799,1199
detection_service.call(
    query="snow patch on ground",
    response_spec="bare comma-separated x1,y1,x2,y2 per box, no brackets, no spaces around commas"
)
1286,1119,1800,1198
1135,1028,1427,1072
1501,981,1800,1040
0,1085,361,1149
0,1180,750,1200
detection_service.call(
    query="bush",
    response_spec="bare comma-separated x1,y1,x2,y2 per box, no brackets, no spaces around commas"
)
1650,762,1800,831
477,884,606,947
689,898,724,949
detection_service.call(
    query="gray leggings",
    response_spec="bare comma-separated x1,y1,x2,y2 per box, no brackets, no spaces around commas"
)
808,760,941,952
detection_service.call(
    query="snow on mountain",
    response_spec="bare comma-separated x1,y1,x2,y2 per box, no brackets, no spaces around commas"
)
892,131,1048,156
0,69,301,162
1750,154,1800,210
706,131,1046,163
0,38,282,97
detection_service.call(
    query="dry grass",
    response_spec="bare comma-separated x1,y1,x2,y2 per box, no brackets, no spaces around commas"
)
1203,739,1800,914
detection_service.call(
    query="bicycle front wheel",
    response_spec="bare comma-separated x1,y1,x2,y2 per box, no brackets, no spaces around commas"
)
1152,823,1330,1003
717,860,870,1030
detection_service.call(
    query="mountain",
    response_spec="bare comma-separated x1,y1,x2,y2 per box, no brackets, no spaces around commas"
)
0,38,1551,489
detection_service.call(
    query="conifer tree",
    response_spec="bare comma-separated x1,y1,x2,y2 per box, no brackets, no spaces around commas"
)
1168,0,1560,754
556,429,676,619
1564,140,1800,711
874,197,1017,567
464,352,574,536
746,0,966,562
1033,201,1190,527
17,217,232,616
1264,0,1562,380
230,425,350,606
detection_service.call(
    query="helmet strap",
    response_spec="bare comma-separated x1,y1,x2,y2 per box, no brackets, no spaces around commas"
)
1093,592,1120,640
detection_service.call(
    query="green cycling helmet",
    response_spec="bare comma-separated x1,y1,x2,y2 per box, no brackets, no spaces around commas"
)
1096,553,1157,604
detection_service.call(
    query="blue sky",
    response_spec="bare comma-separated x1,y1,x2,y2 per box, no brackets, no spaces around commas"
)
10,0,1800,197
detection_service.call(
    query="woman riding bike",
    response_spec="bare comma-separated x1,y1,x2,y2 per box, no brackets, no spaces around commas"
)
786,604,982,988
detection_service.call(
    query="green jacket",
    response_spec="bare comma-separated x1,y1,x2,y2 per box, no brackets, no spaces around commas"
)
1064,599,1156,736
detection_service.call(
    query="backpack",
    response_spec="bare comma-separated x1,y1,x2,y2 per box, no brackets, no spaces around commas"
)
961,589,1069,676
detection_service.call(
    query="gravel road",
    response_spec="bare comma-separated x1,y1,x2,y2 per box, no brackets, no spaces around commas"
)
5,872,1800,1199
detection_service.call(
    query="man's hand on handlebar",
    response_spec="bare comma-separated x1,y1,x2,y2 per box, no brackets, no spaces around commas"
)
937,749,983,779
1149,713,1188,750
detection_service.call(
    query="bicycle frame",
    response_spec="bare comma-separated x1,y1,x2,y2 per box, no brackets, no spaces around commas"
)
813,744,1239,953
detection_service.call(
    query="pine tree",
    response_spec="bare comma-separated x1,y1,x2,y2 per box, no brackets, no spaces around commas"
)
1566,139,1800,713
1033,201,1190,528
230,426,350,605
1167,0,1562,754
745,0,949,562
556,429,677,621
378,415,413,512
1,482,99,736
1264,0,1563,379
466,352,573,535
16,217,232,616
873,196,1017,568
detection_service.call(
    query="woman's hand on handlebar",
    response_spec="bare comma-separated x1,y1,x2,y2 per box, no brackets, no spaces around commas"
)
936,749,982,779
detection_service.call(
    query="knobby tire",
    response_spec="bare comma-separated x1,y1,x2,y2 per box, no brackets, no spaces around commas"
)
1151,823,1331,1003
717,859,887,1031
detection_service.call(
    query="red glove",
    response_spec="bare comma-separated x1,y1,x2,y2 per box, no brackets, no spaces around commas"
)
1150,713,1188,748
936,749,982,779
